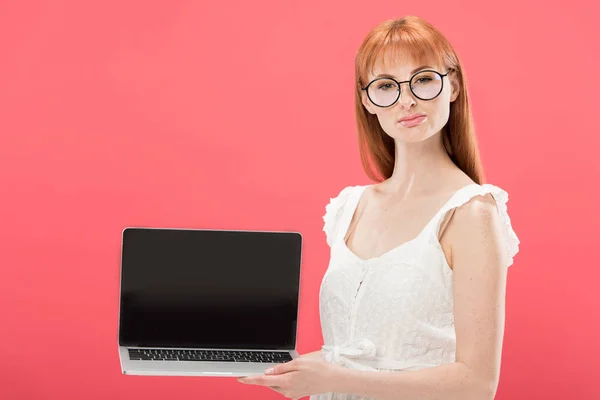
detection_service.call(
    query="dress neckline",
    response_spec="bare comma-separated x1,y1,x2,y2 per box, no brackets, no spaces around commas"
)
339,183,480,263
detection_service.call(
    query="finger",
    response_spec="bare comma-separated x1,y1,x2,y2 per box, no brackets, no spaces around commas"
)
265,359,299,375
237,374,281,386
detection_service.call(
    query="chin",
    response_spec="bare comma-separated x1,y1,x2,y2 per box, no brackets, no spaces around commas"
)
389,127,435,143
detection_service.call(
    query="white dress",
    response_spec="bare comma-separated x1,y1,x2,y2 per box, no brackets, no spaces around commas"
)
310,183,520,400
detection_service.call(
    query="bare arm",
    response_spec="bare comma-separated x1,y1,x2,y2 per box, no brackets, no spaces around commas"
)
299,350,322,359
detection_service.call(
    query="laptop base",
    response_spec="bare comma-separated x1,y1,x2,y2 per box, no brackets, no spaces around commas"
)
119,346,300,377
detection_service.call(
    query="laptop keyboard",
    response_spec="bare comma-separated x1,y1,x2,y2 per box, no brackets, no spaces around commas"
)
128,348,293,363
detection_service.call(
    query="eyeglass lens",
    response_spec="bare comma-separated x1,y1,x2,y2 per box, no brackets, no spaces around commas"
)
367,71,443,106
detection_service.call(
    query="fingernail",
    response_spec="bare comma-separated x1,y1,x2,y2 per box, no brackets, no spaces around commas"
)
265,368,274,374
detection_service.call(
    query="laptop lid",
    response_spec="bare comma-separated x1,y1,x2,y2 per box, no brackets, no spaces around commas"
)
118,227,302,351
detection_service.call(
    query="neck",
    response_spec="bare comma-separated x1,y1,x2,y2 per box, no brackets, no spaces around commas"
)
384,131,456,197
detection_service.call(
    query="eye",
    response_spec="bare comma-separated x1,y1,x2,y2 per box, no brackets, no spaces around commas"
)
376,83,396,91
415,77,432,84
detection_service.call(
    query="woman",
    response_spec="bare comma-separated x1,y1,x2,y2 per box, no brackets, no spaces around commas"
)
238,15,520,400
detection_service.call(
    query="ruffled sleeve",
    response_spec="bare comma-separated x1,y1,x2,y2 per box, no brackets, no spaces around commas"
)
481,184,520,267
322,186,356,247
436,183,520,267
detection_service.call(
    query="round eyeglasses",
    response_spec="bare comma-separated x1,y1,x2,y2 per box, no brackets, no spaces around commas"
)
361,70,450,108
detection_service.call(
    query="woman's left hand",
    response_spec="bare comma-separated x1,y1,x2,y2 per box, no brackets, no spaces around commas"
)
237,357,342,399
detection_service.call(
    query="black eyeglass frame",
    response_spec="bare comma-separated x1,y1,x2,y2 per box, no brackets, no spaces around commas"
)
361,70,450,108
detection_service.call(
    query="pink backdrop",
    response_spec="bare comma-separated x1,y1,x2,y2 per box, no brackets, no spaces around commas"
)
1,0,598,399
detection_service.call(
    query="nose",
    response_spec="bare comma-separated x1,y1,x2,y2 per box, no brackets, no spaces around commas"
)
396,82,416,108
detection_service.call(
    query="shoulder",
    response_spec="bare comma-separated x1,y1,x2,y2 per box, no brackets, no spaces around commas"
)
322,184,367,247
445,183,512,221
444,184,520,268
453,191,499,222
324,185,362,216
328,185,359,202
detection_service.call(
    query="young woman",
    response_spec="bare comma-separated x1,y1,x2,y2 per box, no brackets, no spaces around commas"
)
239,15,520,400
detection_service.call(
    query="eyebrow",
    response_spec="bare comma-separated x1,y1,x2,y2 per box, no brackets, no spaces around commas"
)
373,65,435,79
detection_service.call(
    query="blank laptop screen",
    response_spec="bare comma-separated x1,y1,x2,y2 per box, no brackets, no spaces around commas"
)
118,228,302,350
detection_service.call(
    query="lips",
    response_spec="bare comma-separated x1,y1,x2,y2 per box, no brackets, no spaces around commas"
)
399,114,426,122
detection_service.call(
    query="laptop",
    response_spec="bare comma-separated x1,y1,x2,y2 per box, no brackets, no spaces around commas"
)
118,227,303,377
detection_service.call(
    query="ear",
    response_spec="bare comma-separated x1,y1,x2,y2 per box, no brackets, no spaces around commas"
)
361,90,376,115
449,75,460,103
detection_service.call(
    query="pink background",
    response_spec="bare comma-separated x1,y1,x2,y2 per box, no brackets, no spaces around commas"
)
1,0,598,399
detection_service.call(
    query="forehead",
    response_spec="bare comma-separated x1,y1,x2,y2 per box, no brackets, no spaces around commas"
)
368,48,441,79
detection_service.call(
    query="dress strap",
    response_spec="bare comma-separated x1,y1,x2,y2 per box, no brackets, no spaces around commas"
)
426,183,521,267
322,185,366,247
334,185,370,246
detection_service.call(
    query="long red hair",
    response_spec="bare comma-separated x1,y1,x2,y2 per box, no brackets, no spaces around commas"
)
354,16,486,184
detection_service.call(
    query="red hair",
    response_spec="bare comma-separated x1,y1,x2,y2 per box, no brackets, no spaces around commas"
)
354,16,486,184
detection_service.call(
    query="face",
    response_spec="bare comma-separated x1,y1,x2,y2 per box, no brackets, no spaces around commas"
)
361,56,459,143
